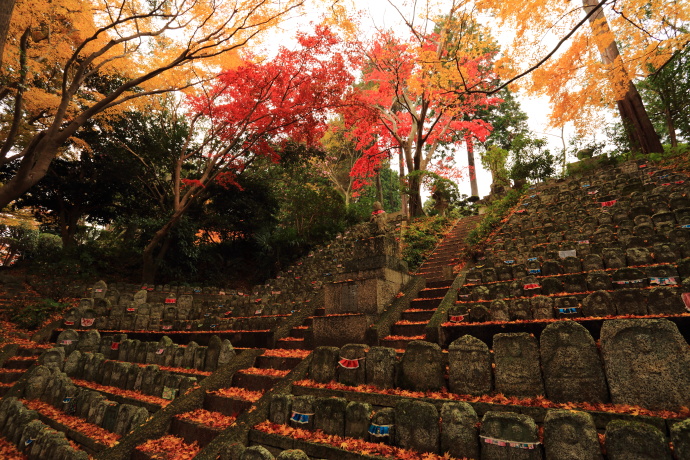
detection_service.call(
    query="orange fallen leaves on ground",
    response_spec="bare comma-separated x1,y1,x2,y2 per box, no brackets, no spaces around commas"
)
207,386,263,402
137,435,200,460
255,421,464,460
72,378,171,407
175,409,236,429
262,348,310,358
293,380,690,420
0,435,27,459
382,335,425,341
129,362,211,377
22,399,120,447
238,367,289,378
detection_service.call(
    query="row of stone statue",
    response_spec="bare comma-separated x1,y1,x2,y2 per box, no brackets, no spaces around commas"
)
55,329,235,374
0,397,88,460
267,394,690,460
451,286,685,324
309,319,690,412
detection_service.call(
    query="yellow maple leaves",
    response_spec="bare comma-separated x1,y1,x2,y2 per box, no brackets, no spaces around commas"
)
479,0,690,131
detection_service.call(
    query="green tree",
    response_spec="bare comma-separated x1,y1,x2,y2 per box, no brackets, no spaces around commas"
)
638,48,690,147
508,134,556,184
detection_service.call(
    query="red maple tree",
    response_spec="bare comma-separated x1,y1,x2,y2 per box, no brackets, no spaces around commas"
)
341,17,502,216
140,24,353,282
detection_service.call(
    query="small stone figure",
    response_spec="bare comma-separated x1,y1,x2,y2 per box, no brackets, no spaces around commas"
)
370,201,388,234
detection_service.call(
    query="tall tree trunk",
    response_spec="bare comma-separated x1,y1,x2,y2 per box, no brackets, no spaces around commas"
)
376,170,384,206
0,135,58,208
582,0,663,154
466,134,479,197
141,209,187,283
398,149,408,218
408,174,425,217
658,92,677,147
0,0,16,69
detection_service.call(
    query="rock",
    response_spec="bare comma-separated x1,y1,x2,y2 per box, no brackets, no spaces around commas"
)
313,397,347,437
440,402,479,460
345,401,372,439
309,346,339,384
448,335,492,396
543,410,603,460
600,319,690,411
540,321,609,403
398,340,445,392
337,343,367,387
480,411,543,460
395,399,439,454
269,394,292,425
605,420,671,460
493,333,544,398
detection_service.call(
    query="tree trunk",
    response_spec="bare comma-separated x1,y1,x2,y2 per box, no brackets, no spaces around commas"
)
58,205,81,248
0,134,59,208
376,171,384,206
398,149,408,218
141,210,186,283
582,0,663,154
408,174,425,217
0,0,16,69
466,135,479,197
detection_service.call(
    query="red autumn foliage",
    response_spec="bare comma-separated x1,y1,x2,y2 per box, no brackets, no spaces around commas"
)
22,399,121,447
185,23,354,186
71,378,171,407
293,380,690,420
137,435,200,460
175,409,236,429
255,421,463,460
207,387,263,402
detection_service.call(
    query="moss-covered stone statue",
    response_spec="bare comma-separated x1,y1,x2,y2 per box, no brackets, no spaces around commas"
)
370,201,388,234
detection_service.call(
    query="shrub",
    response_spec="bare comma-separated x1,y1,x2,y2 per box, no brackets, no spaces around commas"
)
11,298,70,330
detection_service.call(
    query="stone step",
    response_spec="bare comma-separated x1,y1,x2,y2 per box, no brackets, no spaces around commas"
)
254,355,303,371
379,336,422,350
203,393,254,417
169,416,222,448
275,338,306,350
3,358,37,370
417,286,449,298
391,322,427,336
289,326,309,339
232,368,288,392
425,280,454,289
400,309,435,322
439,313,690,348
409,297,443,309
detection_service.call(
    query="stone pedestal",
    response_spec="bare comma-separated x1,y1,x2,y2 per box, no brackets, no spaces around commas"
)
314,235,410,347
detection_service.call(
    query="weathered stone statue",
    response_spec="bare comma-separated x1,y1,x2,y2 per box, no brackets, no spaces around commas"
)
370,201,388,234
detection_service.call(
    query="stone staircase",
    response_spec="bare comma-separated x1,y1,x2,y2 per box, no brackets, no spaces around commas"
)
2,159,690,459
381,215,483,349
